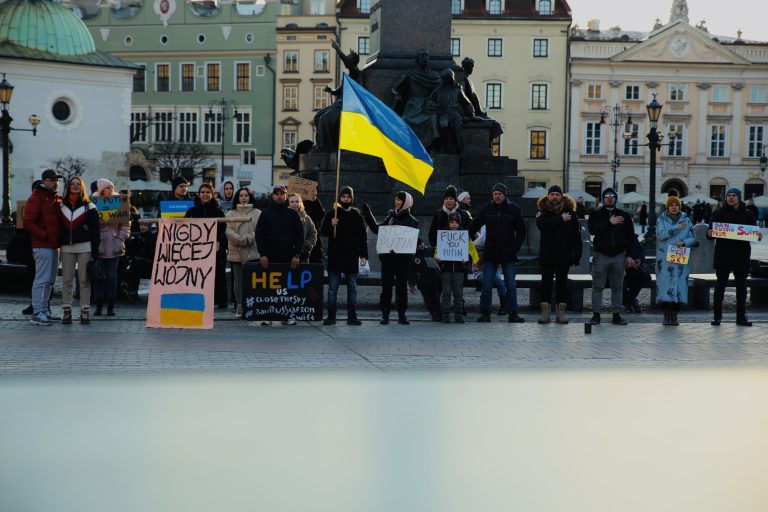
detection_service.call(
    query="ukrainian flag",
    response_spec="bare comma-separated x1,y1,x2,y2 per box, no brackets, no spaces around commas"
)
159,293,206,326
339,74,434,194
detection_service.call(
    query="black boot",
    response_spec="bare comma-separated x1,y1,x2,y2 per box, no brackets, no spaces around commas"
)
107,300,115,317
662,308,672,326
323,307,336,326
508,312,525,323
611,313,627,325
670,309,679,326
736,316,753,327
94,300,103,316
589,312,601,325
477,312,491,323
380,311,390,325
346,310,361,326
398,313,409,325
711,302,722,326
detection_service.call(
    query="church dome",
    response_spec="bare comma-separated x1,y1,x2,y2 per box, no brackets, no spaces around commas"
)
0,0,96,56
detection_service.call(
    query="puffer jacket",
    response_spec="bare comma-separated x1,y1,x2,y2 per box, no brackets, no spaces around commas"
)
588,205,637,258
297,209,318,261
98,221,130,258
225,204,261,263
535,194,582,266
60,197,100,253
24,182,62,249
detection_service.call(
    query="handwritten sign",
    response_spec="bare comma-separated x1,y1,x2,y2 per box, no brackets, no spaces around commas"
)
160,200,194,219
287,176,318,201
242,262,323,321
711,222,761,242
93,195,131,224
376,225,419,254
15,200,26,229
147,218,217,329
437,230,468,261
666,245,690,265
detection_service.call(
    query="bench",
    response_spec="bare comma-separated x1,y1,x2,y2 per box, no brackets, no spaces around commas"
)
689,274,768,308
0,261,33,293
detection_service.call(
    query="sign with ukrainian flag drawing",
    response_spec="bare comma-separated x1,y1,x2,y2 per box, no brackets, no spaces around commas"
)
146,218,217,329
160,200,194,219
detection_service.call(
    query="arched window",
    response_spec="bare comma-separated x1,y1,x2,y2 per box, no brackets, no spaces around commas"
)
538,0,552,15
129,165,148,182
487,0,502,15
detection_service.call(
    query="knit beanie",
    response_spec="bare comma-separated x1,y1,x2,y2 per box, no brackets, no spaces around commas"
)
665,195,681,208
171,176,188,191
726,187,742,201
96,178,114,196
444,185,458,200
339,186,354,202
492,182,507,195
457,191,470,203
601,187,618,201
548,185,563,195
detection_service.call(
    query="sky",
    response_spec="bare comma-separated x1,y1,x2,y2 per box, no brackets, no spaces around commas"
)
568,0,766,41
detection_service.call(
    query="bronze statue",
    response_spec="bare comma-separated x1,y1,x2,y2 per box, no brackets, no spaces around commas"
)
460,57,503,142
391,49,442,150
426,68,476,153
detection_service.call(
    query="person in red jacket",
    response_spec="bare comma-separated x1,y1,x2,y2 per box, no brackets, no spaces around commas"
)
23,169,63,326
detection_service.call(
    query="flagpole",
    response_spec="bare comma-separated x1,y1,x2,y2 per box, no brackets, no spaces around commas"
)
333,147,341,238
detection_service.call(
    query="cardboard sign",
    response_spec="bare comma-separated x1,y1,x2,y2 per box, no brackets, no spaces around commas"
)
93,195,131,224
375,225,419,254
15,200,26,229
287,176,318,201
710,222,761,242
666,245,690,265
242,262,323,322
437,230,469,261
160,200,194,219
146,219,217,329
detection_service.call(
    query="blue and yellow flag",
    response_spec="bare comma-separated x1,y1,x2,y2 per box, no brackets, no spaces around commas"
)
339,74,434,194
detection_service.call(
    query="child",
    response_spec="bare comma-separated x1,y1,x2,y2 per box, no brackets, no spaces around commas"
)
435,212,467,323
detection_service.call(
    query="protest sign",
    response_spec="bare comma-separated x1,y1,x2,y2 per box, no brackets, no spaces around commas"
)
242,262,323,321
710,222,761,242
437,230,469,261
15,200,26,229
666,245,690,265
160,200,194,219
287,176,318,201
375,225,419,254
93,195,131,224
147,218,217,329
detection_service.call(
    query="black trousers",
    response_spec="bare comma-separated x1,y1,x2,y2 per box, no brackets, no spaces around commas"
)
380,254,411,317
713,267,749,319
540,263,569,304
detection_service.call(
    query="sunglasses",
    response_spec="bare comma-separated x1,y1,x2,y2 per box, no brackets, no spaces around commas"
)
603,194,617,198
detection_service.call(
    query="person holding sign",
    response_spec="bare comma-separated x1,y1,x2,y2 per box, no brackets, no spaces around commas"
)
226,188,261,318
535,185,581,325
320,186,368,325
287,194,318,264
93,179,130,317
707,188,763,326
435,212,468,323
656,193,696,326
362,191,420,325
59,177,100,325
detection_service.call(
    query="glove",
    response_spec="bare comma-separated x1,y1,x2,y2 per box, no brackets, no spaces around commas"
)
361,203,371,213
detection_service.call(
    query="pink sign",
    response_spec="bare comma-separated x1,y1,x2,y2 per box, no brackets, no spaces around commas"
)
146,219,217,329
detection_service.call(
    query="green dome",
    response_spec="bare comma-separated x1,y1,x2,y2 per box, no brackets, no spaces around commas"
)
0,0,96,56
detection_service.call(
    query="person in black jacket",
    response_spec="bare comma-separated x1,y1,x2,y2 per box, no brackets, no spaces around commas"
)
469,182,526,323
184,183,228,309
587,187,637,326
168,176,194,202
255,185,304,325
428,185,471,247
535,185,581,325
707,187,763,326
320,186,367,326
362,191,419,325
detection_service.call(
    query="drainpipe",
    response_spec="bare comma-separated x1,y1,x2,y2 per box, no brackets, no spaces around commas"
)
264,53,276,185
563,20,572,191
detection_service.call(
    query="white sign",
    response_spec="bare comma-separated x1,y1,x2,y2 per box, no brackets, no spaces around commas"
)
437,230,468,261
711,222,761,242
376,225,419,254
666,245,690,265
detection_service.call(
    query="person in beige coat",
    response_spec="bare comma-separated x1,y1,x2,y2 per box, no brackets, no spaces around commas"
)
226,188,261,318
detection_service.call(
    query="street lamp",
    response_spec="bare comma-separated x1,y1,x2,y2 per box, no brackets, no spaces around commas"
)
0,73,40,249
207,98,238,180
760,146,767,175
600,104,633,189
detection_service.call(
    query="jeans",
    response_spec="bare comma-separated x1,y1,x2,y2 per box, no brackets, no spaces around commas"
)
592,252,625,313
61,251,91,309
32,248,58,315
481,260,517,314
327,271,358,315
94,257,120,301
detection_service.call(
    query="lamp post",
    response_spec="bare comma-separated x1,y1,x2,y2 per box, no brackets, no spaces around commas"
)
0,74,40,248
207,98,238,180
760,146,767,175
600,104,633,189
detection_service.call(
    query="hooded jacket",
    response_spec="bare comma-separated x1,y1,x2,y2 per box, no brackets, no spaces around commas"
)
225,203,261,263
24,182,62,249
218,181,235,214
535,194,582,266
708,201,757,271
469,197,525,263
320,205,368,274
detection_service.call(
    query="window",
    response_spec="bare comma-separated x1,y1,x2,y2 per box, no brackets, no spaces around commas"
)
203,112,222,144
712,85,728,103
585,122,602,155
242,149,257,165
130,111,147,143
709,125,727,157
487,0,501,14
235,62,250,91
450,38,461,57
670,84,685,101
485,83,502,110
749,86,767,103
284,51,298,72
623,123,640,156
234,111,251,144
283,84,298,110
587,82,602,99
153,111,173,142
314,85,330,110
533,39,548,58
155,63,170,92
537,0,552,14
178,112,198,143
531,84,548,110
314,50,329,72
282,128,297,151
357,0,370,14
180,63,195,92
357,36,370,55
491,135,501,156
206,63,220,92
625,85,640,100
747,125,765,158
487,38,502,57
528,181,547,190
623,183,637,194
133,66,146,93
667,124,684,156
529,130,547,160
451,0,462,14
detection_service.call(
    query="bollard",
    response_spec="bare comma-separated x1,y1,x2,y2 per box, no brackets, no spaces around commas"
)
584,322,592,334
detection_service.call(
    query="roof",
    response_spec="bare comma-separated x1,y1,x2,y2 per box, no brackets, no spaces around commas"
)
0,0,95,56
0,41,141,70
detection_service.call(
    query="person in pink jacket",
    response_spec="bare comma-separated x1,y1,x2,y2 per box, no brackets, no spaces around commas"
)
93,179,130,316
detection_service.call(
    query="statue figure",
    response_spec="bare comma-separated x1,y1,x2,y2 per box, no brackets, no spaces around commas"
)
459,57,504,143
391,49,442,150
425,68,476,154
